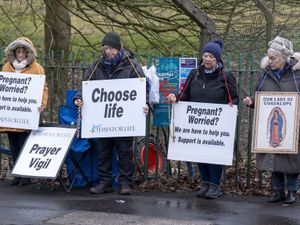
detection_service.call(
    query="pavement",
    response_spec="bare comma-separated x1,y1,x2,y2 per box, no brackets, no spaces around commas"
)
0,179,300,225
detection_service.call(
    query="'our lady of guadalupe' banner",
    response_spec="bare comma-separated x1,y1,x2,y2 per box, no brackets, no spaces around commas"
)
252,92,300,154
0,72,45,130
81,78,146,138
168,101,238,165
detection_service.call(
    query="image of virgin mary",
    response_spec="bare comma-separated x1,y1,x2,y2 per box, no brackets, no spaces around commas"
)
269,108,285,147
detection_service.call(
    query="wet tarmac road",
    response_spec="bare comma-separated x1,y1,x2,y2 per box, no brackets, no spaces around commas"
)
0,180,299,225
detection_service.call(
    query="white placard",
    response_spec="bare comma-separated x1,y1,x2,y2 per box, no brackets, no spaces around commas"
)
0,72,45,130
12,126,76,179
168,101,237,165
81,78,146,138
252,92,299,154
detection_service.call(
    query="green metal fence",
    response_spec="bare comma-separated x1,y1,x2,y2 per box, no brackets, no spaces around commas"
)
0,49,262,189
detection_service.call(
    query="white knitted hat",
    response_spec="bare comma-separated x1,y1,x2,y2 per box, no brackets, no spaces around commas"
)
268,36,293,57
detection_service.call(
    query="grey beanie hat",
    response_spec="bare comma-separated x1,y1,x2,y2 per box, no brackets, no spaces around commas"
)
102,32,121,50
268,36,293,57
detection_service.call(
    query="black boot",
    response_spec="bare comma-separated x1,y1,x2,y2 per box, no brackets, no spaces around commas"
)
268,190,285,203
196,182,209,198
205,183,221,199
19,178,31,186
90,183,113,194
285,191,297,204
119,184,132,195
9,177,21,186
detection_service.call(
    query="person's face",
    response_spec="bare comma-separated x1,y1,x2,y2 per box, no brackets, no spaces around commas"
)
102,45,119,60
202,52,217,70
267,51,286,70
15,47,27,62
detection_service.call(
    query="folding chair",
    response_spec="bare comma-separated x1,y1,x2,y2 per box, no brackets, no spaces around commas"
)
58,90,99,191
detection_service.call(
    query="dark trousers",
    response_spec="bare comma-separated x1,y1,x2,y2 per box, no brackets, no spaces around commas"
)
97,137,133,186
198,163,223,185
7,132,29,163
272,172,299,191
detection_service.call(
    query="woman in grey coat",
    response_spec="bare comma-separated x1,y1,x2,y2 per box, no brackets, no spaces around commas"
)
243,36,300,204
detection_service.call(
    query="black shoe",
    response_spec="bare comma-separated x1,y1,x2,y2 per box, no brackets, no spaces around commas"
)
19,178,31,186
119,185,132,195
89,183,113,194
196,182,209,198
268,190,285,203
285,191,297,204
205,183,221,199
9,177,21,186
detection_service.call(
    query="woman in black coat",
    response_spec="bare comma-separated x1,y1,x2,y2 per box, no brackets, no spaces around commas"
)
167,40,238,199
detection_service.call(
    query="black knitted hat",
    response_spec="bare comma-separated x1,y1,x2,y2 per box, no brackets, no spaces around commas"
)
102,32,121,50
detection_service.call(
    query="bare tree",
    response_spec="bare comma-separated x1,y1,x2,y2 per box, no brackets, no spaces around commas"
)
1,0,300,57
44,0,71,108
171,0,216,49
253,0,274,48
44,0,71,62
61,0,203,54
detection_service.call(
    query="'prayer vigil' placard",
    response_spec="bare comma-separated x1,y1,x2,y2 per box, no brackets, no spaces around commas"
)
12,126,76,179
81,78,146,138
0,72,45,130
168,101,238,165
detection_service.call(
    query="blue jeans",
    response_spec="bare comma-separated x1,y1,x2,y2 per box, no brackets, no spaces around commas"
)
272,172,299,191
186,162,195,178
198,163,223,185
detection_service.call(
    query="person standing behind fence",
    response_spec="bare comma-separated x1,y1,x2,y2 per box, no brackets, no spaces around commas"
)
0,37,48,186
167,40,238,199
243,36,300,204
74,32,149,195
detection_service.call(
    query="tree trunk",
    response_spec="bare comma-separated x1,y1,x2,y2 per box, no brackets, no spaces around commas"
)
253,0,274,48
44,0,71,120
171,0,216,51
44,0,71,60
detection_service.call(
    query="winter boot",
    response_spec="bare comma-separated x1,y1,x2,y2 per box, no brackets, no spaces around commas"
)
285,191,297,204
19,178,31,186
268,190,285,203
205,183,221,199
90,183,113,194
196,182,209,198
9,177,21,186
119,184,132,195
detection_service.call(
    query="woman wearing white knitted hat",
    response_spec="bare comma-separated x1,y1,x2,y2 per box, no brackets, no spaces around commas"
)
243,36,300,204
